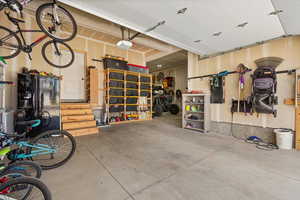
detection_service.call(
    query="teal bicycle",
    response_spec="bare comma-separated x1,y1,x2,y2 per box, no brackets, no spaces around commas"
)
0,120,76,170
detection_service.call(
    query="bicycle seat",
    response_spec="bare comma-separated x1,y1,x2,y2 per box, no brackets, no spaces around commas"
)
16,120,41,128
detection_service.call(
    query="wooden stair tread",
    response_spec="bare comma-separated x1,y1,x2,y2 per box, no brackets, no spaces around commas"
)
61,109,93,116
62,114,94,122
63,120,96,130
61,103,91,109
67,127,99,137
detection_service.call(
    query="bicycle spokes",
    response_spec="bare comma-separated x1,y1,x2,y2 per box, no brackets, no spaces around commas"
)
0,28,20,59
38,5,76,41
42,40,74,68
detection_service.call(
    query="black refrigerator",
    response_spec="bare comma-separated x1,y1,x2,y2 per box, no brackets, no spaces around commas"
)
17,73,60,134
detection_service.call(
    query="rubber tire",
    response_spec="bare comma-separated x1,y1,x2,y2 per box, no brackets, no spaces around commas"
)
41,40,75,68
0,169,33,199
153,105,163,117
0,25,21,59
169,104,180,115
36,3,77,42
2,161,42,179
0,177,52,200
29,130,76,170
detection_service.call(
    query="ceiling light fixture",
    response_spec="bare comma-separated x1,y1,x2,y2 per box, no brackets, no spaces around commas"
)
212,32,222,37
237,22,248,28
194,40,201,43
157,64,162,68
177,8,187,14
269,10,283,15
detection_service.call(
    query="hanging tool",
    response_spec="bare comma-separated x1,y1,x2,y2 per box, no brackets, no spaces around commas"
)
237,64,250,113
0,56,7,65
188,67,252,80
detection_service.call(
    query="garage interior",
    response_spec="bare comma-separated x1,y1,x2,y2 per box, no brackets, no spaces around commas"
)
0,0,300,199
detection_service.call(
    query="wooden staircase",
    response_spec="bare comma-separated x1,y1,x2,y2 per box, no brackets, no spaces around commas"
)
61,103,99,136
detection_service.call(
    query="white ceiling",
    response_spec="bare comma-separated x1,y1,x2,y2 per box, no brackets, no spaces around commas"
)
59,0,300,55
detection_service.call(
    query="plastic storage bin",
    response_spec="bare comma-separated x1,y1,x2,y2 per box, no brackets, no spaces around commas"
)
126,74,138,82
127,98,138,104
126,105,138,111
126,82,138,89
126,90,138,96
140,76,150,83
109,72,124,80
141,84,150,90
128,64,149,74
104,58,128,70
110,97,124,104
109,81,124,88
109,105,124,112
109,89,124,96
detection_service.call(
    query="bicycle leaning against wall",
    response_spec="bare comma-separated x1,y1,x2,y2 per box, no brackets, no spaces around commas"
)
0,0,78,68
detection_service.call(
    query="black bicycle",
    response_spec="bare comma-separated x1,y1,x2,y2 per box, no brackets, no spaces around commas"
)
0,0,77,68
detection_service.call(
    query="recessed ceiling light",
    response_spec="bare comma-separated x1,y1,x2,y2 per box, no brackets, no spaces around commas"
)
212,32,222,37
177,8,187,14
237,22,248,28
269,10,283,15
194,40,201,43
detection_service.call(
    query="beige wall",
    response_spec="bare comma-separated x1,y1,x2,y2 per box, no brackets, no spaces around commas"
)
152,65,187,92
188,36,300,130
1,12,145,109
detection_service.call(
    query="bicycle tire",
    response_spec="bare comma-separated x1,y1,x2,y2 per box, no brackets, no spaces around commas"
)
0,177,52,200
0,169,32,199
2,161,42,179
41,40,75,68
0,25,21,59
28,130,76,170
36,3,77,42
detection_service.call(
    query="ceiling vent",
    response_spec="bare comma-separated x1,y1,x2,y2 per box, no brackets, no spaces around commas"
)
237,22,248,28
212,32,222,37
269,10,283,15
177,8,187,14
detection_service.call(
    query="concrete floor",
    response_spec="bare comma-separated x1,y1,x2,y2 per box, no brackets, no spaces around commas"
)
43,115,300,200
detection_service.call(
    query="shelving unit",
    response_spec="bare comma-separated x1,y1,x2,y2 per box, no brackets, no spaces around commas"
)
105,68,152,124
182,94,210,133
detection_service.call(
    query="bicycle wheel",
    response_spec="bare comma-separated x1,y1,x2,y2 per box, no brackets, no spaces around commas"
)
28,130,76,170
0,26,21,59
41,40,74,68
0,169,32,200
0,177,52,200
1,161,42,179
36,3,77,42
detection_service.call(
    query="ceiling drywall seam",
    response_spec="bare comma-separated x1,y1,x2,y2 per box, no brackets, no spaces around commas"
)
58,0,203,55
270,0,288,35
197,35,293,61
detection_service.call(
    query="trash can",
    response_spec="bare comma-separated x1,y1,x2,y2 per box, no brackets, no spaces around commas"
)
274,128,293,150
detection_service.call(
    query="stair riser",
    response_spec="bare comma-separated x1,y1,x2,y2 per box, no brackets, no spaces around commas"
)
63,121,96,130
62,115,94,123
68,127,99,137
61,104,90,109
61,109,93,116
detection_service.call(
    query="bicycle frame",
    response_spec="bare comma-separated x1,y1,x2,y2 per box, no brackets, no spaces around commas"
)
14,28,48,50
15,141,56,159
0,132,56,160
